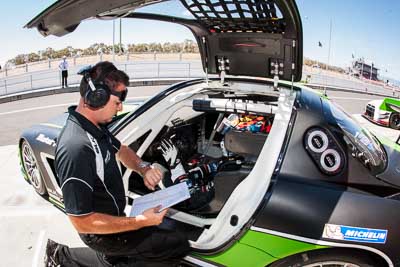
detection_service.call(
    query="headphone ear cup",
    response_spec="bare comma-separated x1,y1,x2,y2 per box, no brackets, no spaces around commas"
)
84,85,110,108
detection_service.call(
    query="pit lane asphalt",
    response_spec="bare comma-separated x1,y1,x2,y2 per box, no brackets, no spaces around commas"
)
0,86,398,266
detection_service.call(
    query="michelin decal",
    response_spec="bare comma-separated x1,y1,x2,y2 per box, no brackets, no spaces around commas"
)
323,223,387,244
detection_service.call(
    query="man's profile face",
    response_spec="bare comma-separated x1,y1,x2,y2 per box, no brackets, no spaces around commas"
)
96,82,126,124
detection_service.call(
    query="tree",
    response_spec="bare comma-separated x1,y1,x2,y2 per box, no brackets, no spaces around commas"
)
7,40,201,65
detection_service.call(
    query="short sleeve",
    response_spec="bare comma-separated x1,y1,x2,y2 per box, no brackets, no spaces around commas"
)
55,144,96,216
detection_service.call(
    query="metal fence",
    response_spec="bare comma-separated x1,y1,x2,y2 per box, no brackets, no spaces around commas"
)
0,58,398,98
303,67,399,97
0,61,204,96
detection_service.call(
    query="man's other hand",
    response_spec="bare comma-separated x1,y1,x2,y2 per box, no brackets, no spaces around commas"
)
139,206,168,226
143,167,162,191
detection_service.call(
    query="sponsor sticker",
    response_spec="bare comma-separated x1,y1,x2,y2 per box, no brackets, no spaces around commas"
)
36,133,56,147
323,223,387,244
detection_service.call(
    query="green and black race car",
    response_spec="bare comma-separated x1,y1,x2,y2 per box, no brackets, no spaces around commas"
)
364,98,400,130
20,0,400,266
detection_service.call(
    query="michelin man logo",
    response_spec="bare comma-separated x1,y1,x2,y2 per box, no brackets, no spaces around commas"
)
323,224,344,240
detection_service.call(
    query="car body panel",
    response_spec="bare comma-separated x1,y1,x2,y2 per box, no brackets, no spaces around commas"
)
253,178,399,264
25,0,158,37
379,98,400,112
192,230,327,266
25,0,303,81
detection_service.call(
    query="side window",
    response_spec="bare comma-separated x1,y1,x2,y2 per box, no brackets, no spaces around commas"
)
128,130,152,152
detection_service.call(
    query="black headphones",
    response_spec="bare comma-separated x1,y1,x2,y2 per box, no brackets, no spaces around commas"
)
78,64,116,108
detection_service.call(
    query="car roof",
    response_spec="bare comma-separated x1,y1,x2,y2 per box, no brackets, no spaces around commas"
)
25,0,303,81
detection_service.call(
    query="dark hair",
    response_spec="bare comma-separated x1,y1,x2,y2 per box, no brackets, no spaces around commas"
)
79,61,129,96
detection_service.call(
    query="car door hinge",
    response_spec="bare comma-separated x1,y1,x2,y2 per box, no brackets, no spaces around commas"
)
217,56,230,85
270,60,283,91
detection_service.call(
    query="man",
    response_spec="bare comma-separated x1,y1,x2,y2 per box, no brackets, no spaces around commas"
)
59,56,69,88
48,61,190,266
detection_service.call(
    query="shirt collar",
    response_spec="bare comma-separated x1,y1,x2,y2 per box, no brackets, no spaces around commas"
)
68,106,106,140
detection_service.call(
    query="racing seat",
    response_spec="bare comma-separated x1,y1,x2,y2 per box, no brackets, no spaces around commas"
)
187,169,249,218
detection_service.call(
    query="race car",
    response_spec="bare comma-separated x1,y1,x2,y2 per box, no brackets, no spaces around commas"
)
363,98,400,130
20,0,400,266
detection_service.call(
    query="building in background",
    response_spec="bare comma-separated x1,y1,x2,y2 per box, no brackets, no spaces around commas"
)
350,58,379,80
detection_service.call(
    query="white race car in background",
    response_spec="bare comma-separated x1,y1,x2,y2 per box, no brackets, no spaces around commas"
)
364,98,400,130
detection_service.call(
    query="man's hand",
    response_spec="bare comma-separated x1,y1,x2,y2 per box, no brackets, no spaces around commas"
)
137,206,168,227
143,167,162,191
117,145,163,190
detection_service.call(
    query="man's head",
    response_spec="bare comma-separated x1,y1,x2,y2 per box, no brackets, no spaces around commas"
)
78,61,129,125
63,55,67,60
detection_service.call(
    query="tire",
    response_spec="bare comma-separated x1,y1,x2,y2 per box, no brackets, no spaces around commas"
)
389,112,400,130
269,248,384,267
21,140,48,196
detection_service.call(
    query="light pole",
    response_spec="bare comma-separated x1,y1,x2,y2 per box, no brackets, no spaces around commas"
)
370,62,373,80
361,60,364,79
323,19,333,96
112,20,116,62
119,18,122,55
327,19,332,72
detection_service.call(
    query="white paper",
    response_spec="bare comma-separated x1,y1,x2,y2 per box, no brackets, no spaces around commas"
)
130,182,190,217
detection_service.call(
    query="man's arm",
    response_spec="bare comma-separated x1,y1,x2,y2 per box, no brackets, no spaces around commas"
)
69,207,168,234
117,144,162,190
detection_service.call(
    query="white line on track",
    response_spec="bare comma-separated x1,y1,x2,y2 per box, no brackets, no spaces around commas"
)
0,103,74,116
328,96,376,101
32,229,46,267
0,96,147,116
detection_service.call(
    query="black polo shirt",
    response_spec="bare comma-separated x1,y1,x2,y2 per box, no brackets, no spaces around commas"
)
55,106,126,217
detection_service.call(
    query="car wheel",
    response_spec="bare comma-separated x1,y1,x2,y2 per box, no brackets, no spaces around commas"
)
21,140,47,196
269,249,383,267
389,113,400,130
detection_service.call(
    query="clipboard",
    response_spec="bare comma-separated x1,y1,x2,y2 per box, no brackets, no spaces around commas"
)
129,182,190,217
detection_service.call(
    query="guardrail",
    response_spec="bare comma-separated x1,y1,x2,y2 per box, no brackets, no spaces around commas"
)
0,60,398,100
306,83,399,99
0,52,201,78
303,67,399,97
0,61,204,96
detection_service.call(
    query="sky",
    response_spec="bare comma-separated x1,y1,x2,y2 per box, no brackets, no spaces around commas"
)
0,0,399,80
